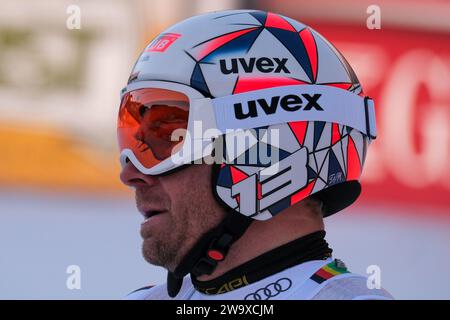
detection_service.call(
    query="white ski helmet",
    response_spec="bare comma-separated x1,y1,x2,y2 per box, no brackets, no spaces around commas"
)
118,9,376,218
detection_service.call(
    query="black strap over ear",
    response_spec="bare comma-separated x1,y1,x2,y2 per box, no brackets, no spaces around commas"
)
166,212,252,297
167,271,183,298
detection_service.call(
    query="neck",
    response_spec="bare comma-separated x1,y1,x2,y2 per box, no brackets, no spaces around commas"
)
196,206,324,281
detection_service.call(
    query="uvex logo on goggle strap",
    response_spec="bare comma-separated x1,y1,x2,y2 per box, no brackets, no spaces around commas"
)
220,57,290,74
234,93,323,120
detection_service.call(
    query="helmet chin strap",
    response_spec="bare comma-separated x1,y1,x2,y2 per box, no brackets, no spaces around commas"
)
167,212,252,297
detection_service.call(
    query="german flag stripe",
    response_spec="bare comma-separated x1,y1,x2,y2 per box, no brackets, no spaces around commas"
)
310,274,326,284
316,268,335,280
310,261,349,284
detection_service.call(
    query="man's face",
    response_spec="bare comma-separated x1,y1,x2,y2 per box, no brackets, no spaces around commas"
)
120,162,227,271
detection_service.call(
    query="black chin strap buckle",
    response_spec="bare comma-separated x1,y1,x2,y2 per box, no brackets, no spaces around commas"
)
168,212,252,297
191,233,234,277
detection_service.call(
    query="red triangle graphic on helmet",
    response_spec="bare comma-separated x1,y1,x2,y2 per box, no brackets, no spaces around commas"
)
290,179,316,205
325,82,353,90
288,121,308,146
257,181,263,200
230,166,249,184
299,28,318,82
196,27,258,61
331,123,341,145
265,12,296,31
234,77,306,94
346,135,361,180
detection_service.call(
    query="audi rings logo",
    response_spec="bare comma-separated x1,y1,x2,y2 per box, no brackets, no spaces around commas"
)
244,278,292,300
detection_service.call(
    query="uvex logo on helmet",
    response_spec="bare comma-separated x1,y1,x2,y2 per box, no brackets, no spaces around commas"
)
234,93,323,120
220,57,290,74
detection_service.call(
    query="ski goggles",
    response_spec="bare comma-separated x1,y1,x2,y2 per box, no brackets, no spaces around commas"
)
117,80,377,175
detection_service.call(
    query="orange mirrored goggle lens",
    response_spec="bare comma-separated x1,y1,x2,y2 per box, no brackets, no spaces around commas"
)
117,88,189,170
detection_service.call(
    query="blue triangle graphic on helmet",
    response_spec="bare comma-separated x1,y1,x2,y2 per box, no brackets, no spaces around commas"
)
336,49,360,85
230,143,291,167
277,147,292,161
313,121,326,150
362,137,367,167
327,149,345,186
216,165,233,188
248,11,267,25
307,165,317,180
190,63,211,97
201,29,262,63
253,125,270,137
266,196,291,216
266,28,314,82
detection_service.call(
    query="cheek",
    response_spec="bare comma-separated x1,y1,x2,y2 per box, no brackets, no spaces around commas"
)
163,168,211,205
161,166,225,230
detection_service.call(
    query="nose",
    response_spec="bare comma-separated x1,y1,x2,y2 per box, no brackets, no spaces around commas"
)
120,158,159,188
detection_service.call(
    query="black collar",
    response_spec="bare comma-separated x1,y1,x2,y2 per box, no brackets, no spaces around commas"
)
191,230,332,295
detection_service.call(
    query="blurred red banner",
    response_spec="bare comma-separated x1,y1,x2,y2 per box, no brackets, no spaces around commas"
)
307,23,450,211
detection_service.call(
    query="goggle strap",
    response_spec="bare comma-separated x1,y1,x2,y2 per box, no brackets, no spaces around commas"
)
207,84,377,139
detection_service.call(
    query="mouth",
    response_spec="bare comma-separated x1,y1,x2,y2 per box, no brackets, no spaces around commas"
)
141,209,167,222
140,209,168,238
